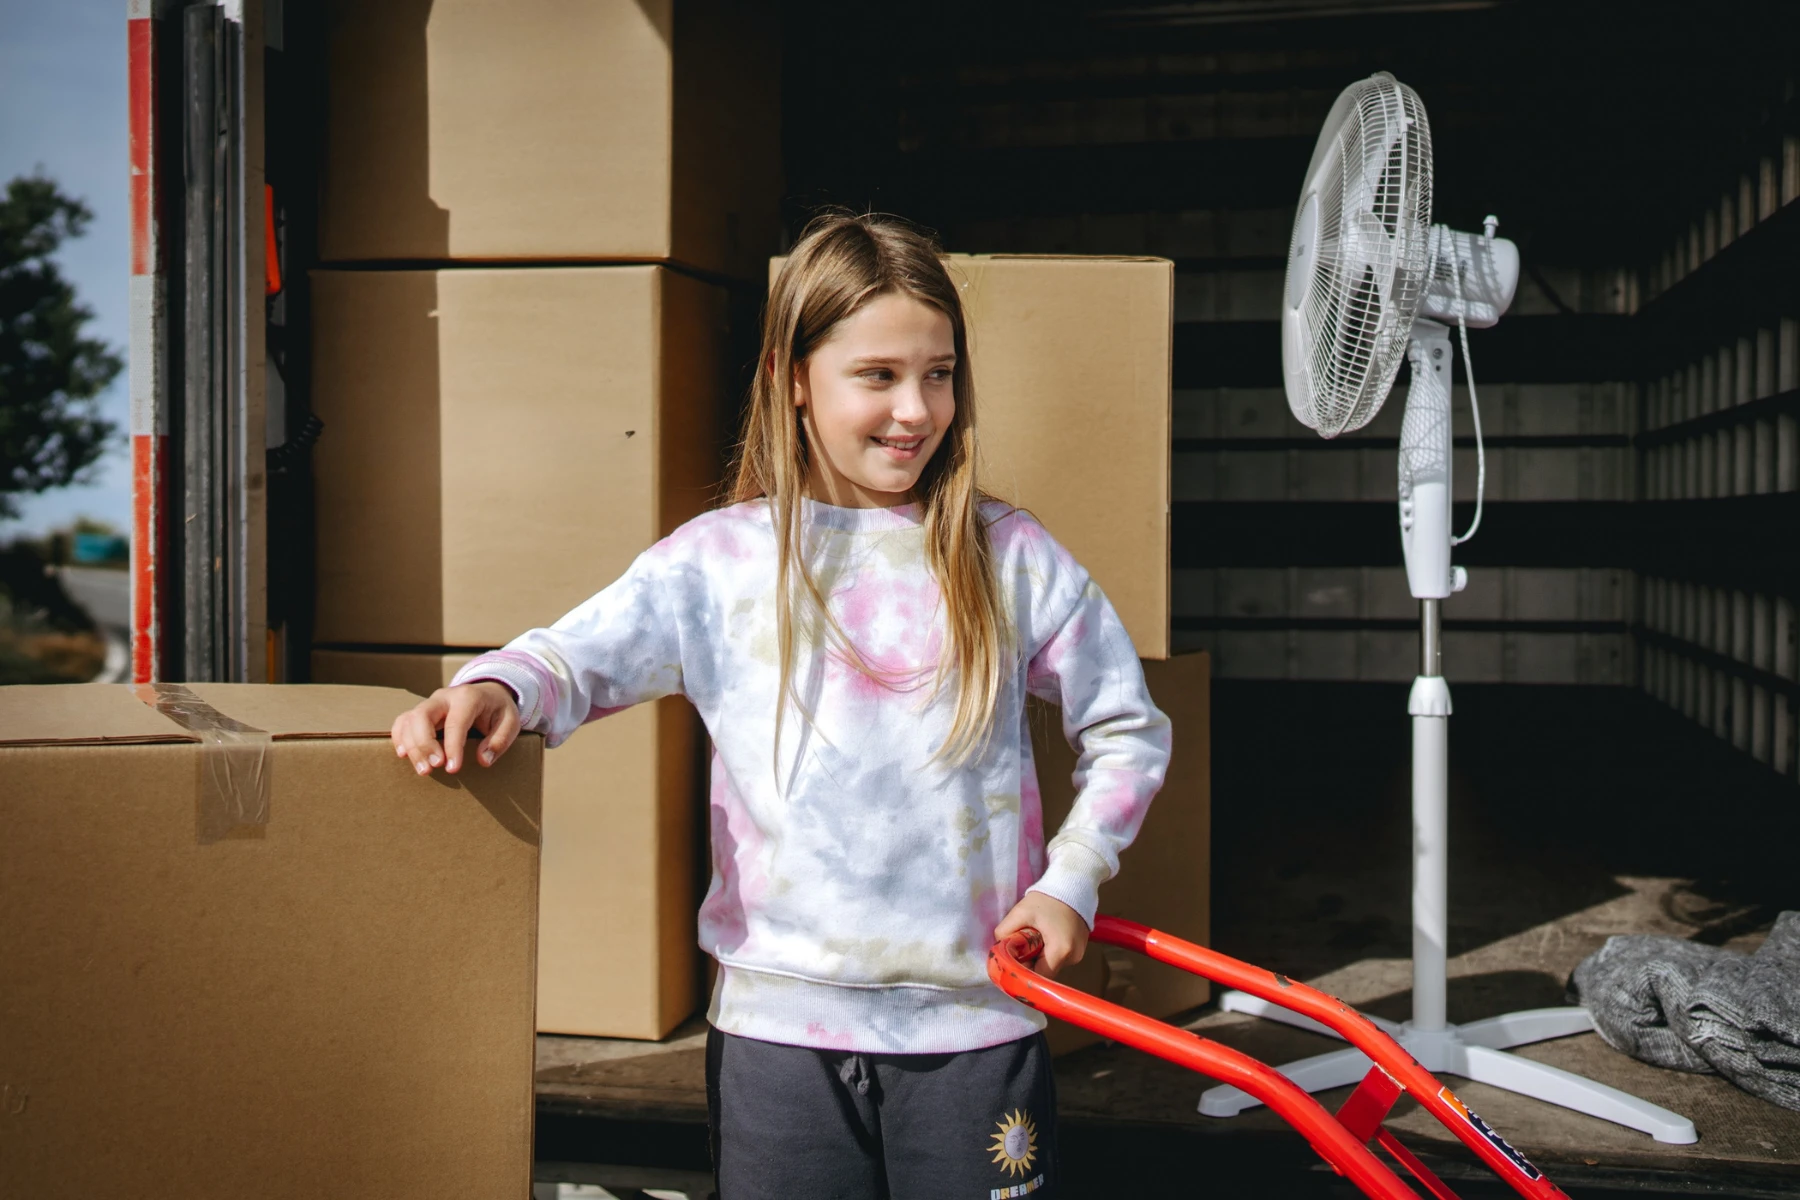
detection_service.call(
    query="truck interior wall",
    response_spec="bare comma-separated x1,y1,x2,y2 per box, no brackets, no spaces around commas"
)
780,0,1800,789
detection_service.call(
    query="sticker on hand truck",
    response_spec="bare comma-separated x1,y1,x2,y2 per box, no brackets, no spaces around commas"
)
1438,1086,1542,1181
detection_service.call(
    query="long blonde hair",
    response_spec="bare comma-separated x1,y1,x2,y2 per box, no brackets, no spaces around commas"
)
728,212,1010,766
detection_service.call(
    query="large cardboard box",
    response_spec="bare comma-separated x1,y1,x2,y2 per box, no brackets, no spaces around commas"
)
1033,652,1210,1055
0,684,541,1197
312,650,702,1040
311,265,729,648
955,256,1174,657
320,0,781,279
770,254,1175,656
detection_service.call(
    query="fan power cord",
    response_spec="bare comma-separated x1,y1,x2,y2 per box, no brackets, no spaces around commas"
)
1450,253,1485,546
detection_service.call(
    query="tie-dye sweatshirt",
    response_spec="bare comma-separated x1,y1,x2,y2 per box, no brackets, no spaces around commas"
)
451,497,1171,1053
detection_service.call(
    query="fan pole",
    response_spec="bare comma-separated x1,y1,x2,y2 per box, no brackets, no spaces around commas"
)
1412,598,1448,1034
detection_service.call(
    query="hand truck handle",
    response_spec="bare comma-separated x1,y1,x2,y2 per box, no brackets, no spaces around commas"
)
991,917,1568,1200
992,923,1420,1200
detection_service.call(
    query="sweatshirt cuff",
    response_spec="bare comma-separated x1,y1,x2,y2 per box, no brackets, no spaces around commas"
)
449,652,544,731
1025,842,1113,930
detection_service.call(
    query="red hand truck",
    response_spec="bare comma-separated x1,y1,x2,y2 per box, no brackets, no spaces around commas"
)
989,916,1571,1200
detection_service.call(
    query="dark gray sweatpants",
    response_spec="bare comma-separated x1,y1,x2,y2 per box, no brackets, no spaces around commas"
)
706,1026,1060,1200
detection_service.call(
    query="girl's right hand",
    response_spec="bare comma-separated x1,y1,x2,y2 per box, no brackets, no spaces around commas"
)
390,682,522,777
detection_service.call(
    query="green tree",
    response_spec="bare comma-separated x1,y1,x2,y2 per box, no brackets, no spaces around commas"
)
0,173,122,520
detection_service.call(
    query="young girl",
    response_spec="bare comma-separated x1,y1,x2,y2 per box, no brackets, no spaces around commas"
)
391,213,1171,1199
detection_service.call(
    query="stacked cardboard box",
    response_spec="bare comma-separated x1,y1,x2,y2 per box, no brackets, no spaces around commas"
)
310,266,731,648
948,255,1176,659
311,1,778,1038
0,684,541,1196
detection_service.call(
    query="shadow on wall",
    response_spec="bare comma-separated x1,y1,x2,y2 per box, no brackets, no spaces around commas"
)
309,269,443,645
318,0,753,268
318,0,449,261
313,2,446,646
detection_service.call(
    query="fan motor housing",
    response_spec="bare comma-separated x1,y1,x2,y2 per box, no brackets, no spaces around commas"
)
1417,227,1520,328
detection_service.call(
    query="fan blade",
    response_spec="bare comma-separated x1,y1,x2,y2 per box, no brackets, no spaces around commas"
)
1311,262,1385,430
1282,71,1434,438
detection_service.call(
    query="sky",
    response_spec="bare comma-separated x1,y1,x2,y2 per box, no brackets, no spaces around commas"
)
0,0,130,539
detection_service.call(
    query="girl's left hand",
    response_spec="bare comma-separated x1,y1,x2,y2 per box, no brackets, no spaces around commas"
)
995,893,1089,978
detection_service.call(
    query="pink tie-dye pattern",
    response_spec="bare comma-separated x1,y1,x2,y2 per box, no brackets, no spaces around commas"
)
802,1022,860,1050
1028,611,1091,689
820,566,945,701
702,519,754,561
482,648,560,718
971,884,1009,939
835,569,885,638
699,756,772,955
1082,779,1149,837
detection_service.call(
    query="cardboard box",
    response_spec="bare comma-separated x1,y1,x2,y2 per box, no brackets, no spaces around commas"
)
1032,652,1210,1055
312,651,702,1039
771,254,1175,656
955,256,1174,657
0,683,541,1197
319,0,781,279
311,264,729,647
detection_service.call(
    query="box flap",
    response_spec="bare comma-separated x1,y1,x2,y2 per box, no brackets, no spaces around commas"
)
0,684,423,746
178,684,424,738
0,685,192,745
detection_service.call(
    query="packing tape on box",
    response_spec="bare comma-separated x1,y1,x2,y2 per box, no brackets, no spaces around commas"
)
132,684,271,844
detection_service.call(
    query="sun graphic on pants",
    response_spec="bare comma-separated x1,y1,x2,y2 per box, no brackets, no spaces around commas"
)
989,1109,1038,1178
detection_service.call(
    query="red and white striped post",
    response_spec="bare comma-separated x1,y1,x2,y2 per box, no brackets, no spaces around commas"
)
128,0,169,682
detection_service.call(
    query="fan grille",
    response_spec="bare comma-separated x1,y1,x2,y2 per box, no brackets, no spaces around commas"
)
1290,76,1432,436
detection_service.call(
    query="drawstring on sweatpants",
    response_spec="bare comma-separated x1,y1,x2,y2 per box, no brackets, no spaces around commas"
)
836,1053,873,1096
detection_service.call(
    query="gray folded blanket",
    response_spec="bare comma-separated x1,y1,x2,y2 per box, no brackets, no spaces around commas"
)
1570,911,1800,1111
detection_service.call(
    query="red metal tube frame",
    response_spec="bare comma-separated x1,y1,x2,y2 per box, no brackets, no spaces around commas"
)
988,916,1570,1200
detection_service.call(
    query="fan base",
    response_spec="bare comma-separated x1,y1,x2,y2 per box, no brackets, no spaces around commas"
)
1199,995,1698,1145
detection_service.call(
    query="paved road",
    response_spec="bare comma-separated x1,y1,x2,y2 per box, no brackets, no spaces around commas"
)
59,567,131,681
60,567,130,629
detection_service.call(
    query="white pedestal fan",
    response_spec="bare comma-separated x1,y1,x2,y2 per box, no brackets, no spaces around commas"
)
1196,72,1697,1145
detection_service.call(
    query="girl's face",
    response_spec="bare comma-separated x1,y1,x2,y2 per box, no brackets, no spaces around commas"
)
794,292,956,509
